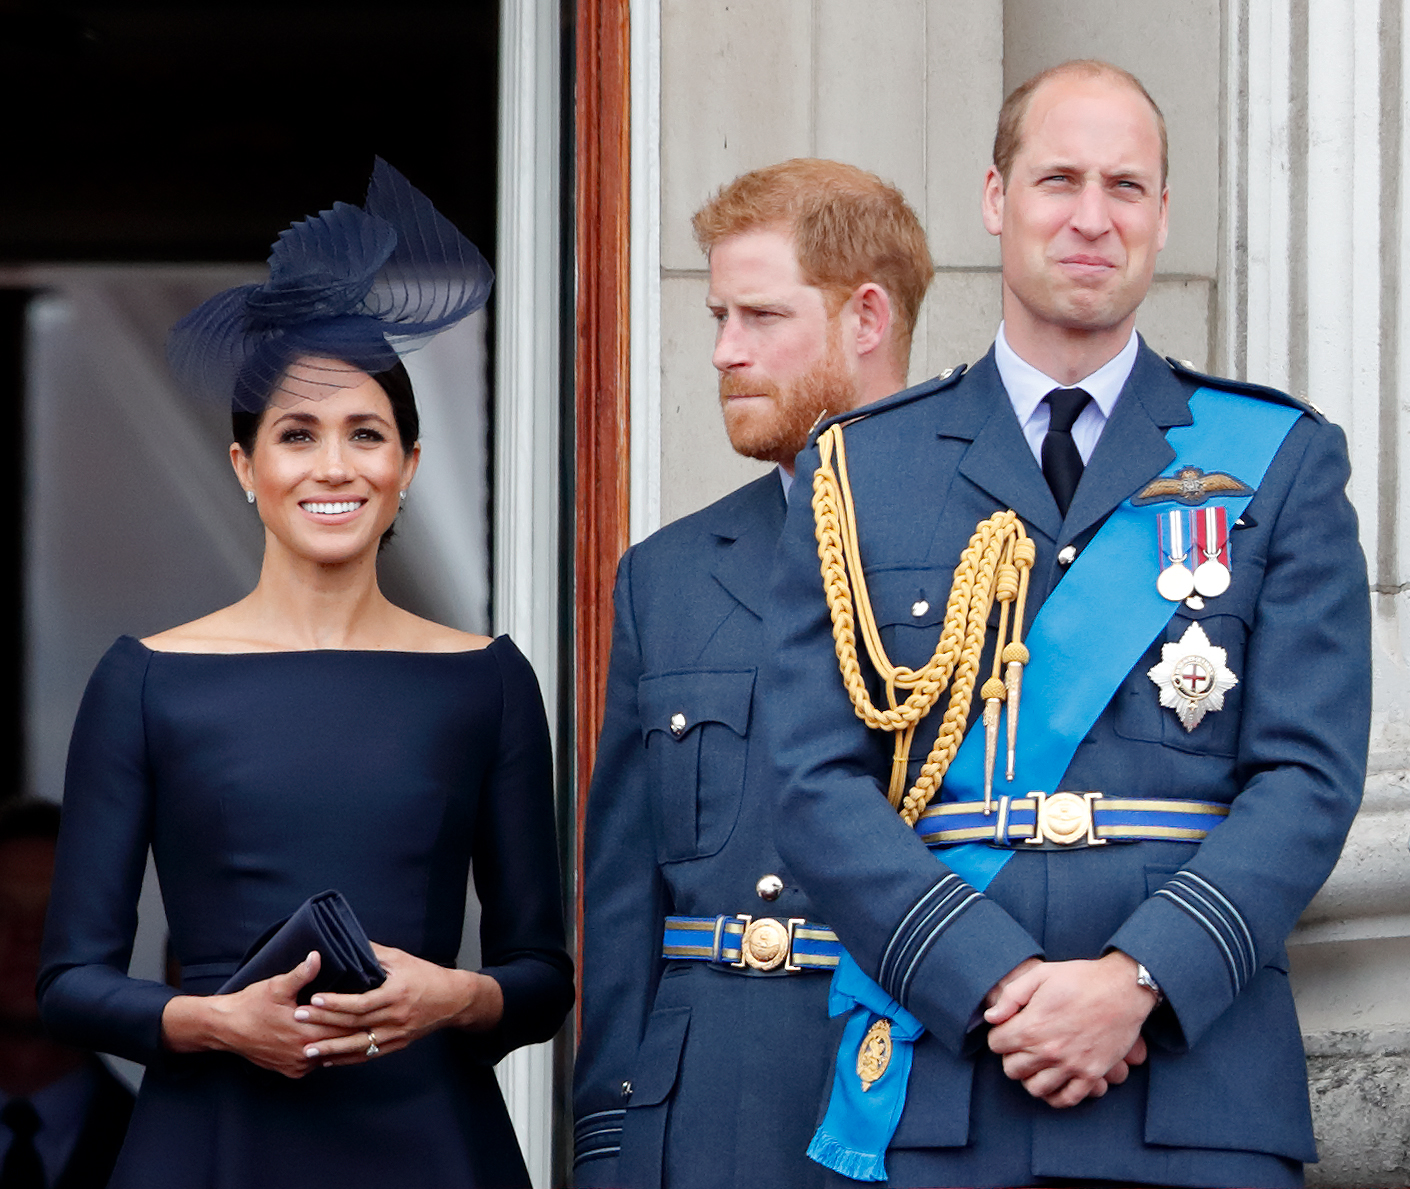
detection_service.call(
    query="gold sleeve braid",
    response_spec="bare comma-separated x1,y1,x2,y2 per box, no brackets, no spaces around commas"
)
811,422,1033,827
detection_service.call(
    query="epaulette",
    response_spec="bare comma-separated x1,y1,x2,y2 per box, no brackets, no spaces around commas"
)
807,363,968,447
1165,357,1326,422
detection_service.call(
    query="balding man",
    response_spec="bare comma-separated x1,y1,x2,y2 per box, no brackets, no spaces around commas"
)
764,61,1370,1188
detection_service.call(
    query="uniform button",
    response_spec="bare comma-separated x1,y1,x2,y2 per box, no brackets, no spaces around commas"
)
669,712,686,737
911,599,930,618
1057,545,1077,566
621,1080,633,1099
756,874,784,901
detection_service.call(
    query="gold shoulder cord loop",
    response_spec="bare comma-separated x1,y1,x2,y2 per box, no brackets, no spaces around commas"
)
812,423,1032,826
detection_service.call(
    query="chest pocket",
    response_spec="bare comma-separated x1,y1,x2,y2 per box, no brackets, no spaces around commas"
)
1113,583,1257,758
638,668,755,862
863,566,951,673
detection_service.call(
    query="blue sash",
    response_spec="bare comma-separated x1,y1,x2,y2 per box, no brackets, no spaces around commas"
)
810,387,1303,1181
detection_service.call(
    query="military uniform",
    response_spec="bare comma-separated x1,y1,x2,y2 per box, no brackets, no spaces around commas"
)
574,473,834,1189
762,341,1371,1187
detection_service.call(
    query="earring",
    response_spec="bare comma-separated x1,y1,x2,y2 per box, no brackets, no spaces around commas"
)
399,490,407,503
245,490,255,504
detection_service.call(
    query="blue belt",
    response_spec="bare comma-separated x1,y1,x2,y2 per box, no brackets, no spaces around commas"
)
663,914,841,973
915,793,1229,849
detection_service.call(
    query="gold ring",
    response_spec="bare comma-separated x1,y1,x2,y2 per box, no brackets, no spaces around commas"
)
365,1031,380,1058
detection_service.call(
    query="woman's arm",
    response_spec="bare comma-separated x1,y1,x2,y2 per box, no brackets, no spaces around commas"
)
39,640,181,1064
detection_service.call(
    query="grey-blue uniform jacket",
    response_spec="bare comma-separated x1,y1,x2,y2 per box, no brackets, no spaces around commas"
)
762,341,1371,1188
574,474,833,1189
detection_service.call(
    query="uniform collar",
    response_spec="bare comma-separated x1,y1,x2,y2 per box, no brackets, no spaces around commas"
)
994,322,1139,421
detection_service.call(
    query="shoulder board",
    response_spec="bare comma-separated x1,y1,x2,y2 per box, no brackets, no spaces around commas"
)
807,363,968,445
1165,357,1325,421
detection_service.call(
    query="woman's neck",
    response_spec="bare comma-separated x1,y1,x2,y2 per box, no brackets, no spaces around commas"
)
233,542,402,651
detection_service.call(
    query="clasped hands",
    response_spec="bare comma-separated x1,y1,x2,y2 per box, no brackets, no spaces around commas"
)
164,943,503,1079
982,951,1158,1109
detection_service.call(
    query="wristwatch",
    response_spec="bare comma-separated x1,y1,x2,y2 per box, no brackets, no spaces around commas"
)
1135,962,1164,1005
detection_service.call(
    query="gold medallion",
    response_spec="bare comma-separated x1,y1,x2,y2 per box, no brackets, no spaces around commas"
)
857,1017,893,1092
1147,621,1238,731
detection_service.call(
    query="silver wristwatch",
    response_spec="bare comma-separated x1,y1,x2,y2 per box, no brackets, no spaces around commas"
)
1135,962,1164,1005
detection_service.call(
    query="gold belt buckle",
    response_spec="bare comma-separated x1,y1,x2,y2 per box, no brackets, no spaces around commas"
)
731,915,805,971
1025,791,1106,846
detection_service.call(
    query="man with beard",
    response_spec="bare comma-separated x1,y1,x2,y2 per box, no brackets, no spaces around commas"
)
763,61,1369,1187
573,159,933,1189
1,800,133,1189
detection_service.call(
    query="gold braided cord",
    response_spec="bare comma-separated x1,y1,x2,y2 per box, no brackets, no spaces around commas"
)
812,423,1032,822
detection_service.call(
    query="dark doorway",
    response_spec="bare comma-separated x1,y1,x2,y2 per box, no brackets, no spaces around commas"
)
2,2,500,806
0,2,499,264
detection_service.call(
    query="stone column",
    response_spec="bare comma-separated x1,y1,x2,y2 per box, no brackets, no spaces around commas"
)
1222,0,1410,1183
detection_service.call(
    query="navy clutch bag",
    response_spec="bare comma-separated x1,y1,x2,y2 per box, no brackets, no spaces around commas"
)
217,889,386,1004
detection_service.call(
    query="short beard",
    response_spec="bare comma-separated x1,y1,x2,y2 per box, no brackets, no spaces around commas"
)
719,328,857,466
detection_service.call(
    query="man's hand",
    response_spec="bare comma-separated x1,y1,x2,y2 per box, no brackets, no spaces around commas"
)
983,951,1157,1108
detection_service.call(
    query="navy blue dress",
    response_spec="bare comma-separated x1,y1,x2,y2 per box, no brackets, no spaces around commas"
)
39,634,573,1189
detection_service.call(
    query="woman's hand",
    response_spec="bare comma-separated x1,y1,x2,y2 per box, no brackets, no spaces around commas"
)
290,942,505,1068
161,951,347,1079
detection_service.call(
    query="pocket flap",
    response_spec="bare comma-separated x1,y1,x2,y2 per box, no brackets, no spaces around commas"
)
627,1006,692,1106
638,669,755,742
861,567,948,629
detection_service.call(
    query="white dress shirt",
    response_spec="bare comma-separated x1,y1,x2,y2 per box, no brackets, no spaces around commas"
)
993,323,1139,466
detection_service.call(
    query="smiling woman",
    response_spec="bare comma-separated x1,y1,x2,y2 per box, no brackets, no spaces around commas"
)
35,163,573,1189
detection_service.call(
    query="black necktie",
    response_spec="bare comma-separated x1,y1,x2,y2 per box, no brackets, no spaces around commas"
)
1041,387,1091,518
0,1099,45,1189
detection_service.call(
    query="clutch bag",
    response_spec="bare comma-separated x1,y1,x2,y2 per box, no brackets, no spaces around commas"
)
217,889,386,1004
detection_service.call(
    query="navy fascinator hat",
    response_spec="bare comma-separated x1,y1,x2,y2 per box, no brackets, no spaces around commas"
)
168,158,494,412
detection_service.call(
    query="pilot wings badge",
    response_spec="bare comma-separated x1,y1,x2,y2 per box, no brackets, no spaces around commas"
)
1148,621,1238,731
1132,466,1253,507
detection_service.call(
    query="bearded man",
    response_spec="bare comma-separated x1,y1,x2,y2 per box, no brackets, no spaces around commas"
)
573,159,934,1189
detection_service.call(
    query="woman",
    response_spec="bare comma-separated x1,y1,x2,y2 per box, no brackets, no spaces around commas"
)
38,161,573,1188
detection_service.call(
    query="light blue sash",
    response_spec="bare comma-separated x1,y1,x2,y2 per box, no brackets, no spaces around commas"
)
810,387,1303,1180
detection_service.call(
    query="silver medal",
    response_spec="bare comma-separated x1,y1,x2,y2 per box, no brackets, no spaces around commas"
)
1193,559,1230,597
1157,563,1196,601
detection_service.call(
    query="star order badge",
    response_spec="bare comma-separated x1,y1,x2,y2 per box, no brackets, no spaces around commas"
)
1148,621,1239,731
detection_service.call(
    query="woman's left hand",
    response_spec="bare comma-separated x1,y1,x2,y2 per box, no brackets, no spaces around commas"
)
292,942,505,1067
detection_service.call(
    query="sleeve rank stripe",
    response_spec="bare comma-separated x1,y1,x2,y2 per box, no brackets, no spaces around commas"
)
880,875,981,1001
575,1109,626,1129
878,874,959,989
1170,870,1255,982
1153,872,1255,992
896,890,983,1005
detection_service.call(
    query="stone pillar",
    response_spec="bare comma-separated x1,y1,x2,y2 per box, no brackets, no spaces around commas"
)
1222,0,1410,1183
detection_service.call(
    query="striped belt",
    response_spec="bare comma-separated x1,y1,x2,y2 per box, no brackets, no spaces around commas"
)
916,792,1229,850
663,914,841,973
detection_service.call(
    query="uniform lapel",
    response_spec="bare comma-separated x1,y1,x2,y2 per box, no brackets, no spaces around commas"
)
707,474,787,619
948,351,1063,543
1060,341,1194,546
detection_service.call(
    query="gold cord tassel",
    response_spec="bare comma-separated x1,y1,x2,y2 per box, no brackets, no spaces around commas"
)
812,423,1034,827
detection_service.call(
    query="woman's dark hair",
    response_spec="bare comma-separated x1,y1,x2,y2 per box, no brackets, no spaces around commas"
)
230,357,420,455
232,357,419,550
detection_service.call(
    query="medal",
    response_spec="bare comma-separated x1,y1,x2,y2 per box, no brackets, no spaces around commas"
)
1192,505,1231,597
1147,621,1239,731
857,1017,893,1091
1156,510,1195,601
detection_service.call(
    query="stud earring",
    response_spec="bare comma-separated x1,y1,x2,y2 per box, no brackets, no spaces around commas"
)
399,490,407,503
246,490,255,504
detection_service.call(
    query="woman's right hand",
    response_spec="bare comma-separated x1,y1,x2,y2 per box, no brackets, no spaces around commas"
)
161,951,344,1079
